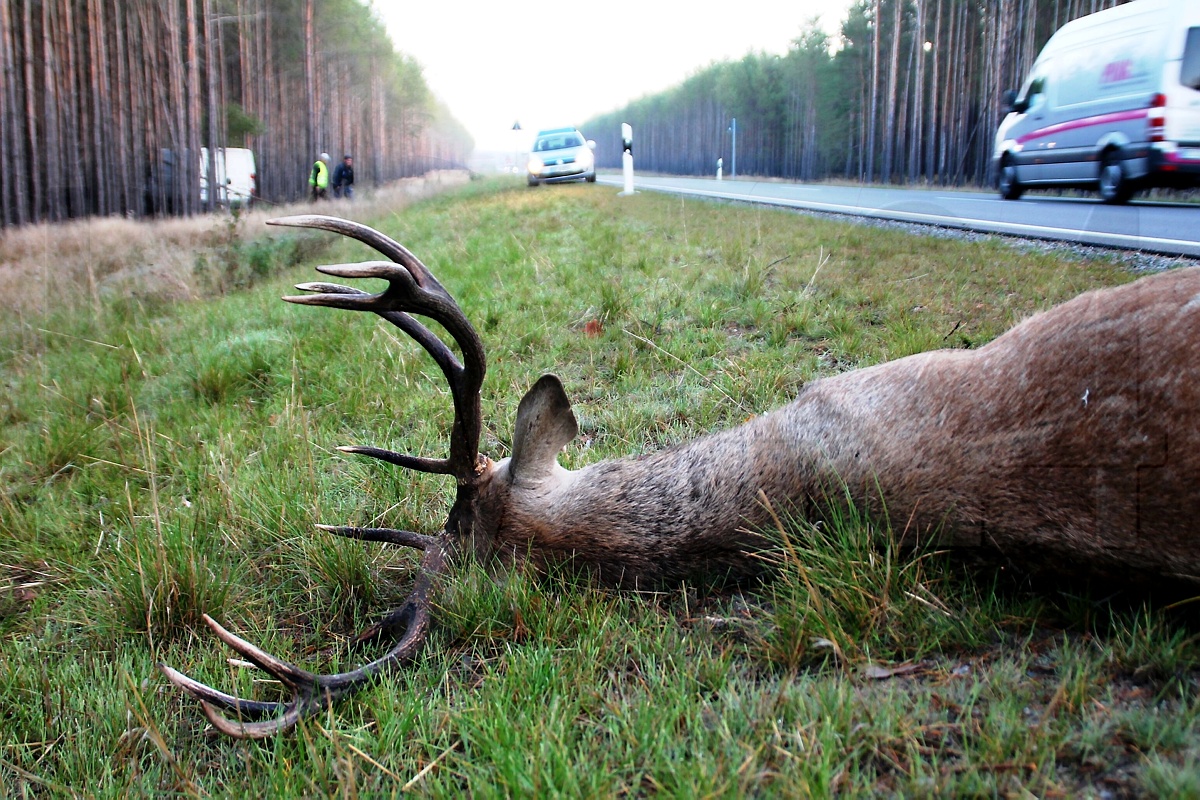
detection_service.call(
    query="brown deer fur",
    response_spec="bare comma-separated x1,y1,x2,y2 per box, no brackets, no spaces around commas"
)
475,266,1200,586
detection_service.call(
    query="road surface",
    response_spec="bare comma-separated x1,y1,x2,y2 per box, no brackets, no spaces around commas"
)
595,174,1200,258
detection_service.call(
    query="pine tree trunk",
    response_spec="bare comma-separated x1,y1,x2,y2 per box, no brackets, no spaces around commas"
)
42,1,61,220
0,0,26,225
204,0,218,209
925,0,942,182
866,0,880,181
304,0,315,166
19,0,37,222
881,0,902,182
186,0,202,215
113,1,134,215
909,0,925,183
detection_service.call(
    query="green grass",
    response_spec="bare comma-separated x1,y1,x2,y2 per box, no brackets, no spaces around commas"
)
3,177,1198,797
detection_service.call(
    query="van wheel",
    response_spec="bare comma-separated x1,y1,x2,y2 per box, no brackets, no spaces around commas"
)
1099,153,1133,204
998,160,1023,200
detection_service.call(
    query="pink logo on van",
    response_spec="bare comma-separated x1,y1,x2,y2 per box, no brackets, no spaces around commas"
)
1101,59,1134,84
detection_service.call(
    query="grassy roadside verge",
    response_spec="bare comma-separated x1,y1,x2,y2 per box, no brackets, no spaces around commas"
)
3,177,1198,797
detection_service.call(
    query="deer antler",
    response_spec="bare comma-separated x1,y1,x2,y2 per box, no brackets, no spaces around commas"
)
160,215,486,737
160,541,445,738
273,214,487,483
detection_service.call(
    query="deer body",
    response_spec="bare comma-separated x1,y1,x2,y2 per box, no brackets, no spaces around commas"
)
480,265,1200,586
163,215,1200,737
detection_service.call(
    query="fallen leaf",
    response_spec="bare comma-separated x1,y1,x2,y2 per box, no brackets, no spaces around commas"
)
863,662,922,680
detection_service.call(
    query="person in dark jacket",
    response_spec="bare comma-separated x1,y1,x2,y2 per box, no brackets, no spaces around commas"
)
332,154,355,199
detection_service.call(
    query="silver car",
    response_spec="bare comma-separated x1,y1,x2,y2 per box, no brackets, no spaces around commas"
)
527,128,596,186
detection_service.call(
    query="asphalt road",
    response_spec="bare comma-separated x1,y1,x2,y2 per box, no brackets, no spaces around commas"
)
595,173,1200,258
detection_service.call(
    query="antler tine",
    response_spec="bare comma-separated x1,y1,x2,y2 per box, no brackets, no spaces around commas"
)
268,215,447,294
288,260,481,382
315,523,436,549
289,280,464,400
158,664,286,720
277,217,486,482
160,539,447,739
294,281,365,296
335,445,452,475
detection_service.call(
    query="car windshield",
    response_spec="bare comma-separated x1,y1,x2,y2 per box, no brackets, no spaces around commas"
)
535,133,584,151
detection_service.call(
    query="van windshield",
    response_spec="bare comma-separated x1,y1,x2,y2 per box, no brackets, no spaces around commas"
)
1183,27,1200,90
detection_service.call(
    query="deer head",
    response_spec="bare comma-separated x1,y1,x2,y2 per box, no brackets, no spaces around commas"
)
161,215,1200,738
160,215,504,737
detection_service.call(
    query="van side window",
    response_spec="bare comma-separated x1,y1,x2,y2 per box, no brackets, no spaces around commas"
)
1022,73,1048,112
1016,61,1050,111
1182,27,1200,90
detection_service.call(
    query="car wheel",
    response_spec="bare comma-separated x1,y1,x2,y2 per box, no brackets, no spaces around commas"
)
586,172,596,183
527,176,539,187
1099,152,1133,204
998,159,1023,200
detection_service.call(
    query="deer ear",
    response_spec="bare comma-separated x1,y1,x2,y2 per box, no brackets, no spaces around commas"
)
509,374,579,482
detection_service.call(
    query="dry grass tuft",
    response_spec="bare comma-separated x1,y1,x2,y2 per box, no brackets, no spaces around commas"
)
0,214,210,316
0,170,471,318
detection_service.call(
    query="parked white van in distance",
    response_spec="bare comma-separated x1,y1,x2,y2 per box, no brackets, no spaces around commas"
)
992,0,1200,204
200,147,257,208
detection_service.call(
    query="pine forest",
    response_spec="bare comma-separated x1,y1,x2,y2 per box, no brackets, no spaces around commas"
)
0,0,473,227
0,0,1150,228
585,0,1134,187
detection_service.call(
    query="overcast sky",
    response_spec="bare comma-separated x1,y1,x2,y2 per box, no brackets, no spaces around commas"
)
375,0,858,152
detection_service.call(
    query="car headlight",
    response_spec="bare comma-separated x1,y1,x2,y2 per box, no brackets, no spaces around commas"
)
527,157,544,175
576,148,594,169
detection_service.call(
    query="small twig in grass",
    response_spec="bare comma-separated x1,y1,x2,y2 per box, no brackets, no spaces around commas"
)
402,740,461,791
34,327,120,349
759,492,824,620
945,760,1038,774
0,756,70,794
1162,594,1200,611
941,320,963,342
888,272,929,284
0,740,59,751
910,581,953,614
94,510,106,556
803,248,830,295
1038,681,1068,729
680,196,688,248
345,742,401,781
4,580,46,591
0,563,55,579
120,671,200,797
904,590,953,617
735,744,764,776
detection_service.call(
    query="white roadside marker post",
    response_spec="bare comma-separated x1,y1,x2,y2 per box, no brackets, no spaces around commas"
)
619,123,635,196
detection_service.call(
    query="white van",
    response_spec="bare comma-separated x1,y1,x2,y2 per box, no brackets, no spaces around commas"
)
992,0,1200,203
199,147,257,207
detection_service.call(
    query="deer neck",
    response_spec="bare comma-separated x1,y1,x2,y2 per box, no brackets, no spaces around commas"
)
482,382,875,588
